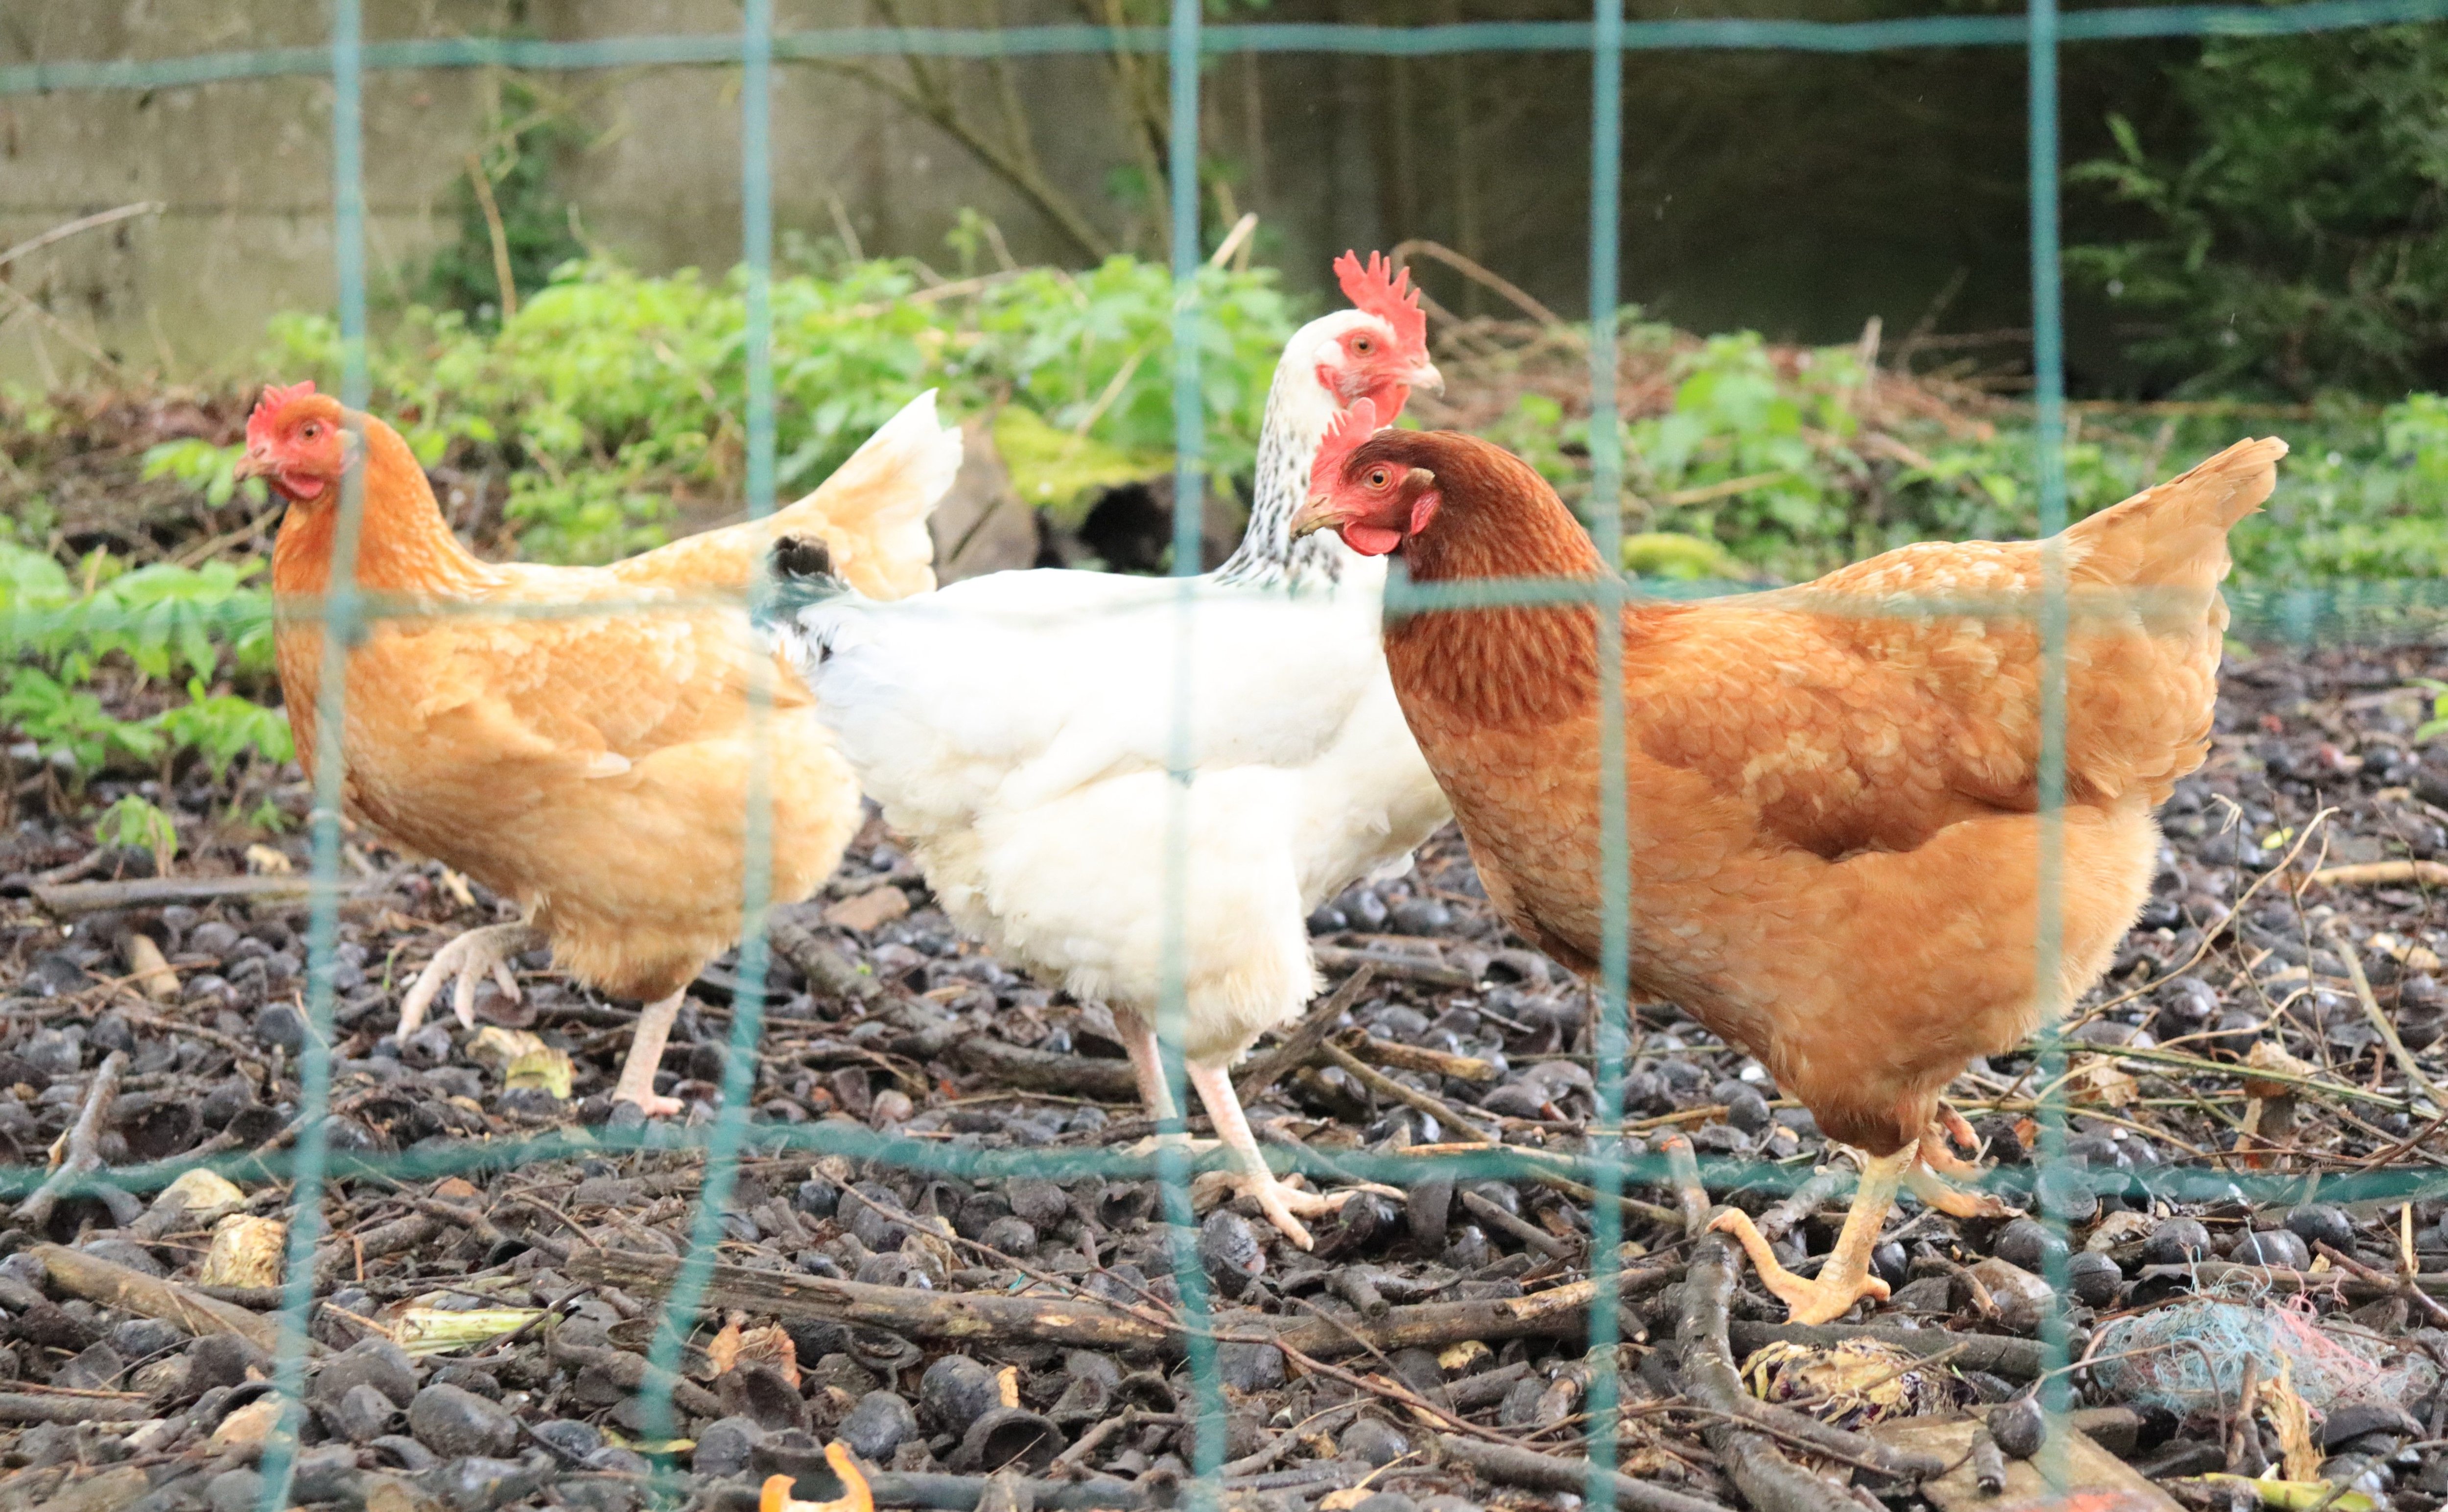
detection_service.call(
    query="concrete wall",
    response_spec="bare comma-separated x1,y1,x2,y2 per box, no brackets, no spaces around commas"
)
0,0,1146,386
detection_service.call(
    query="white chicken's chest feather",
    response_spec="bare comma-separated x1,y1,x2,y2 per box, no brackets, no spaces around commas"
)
772,332,1453,1063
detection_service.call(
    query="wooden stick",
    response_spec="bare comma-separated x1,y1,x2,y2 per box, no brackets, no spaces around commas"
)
2326,918,2448,1110
1234,964,1376,1107
1344,1030,1499,1083
15,1052,126,1228
32,873,375,916
31,1243,286,1355
952,1038,1137,1100
569,1248,1680,1359
1437,1434,1730,1512
2307,860,2448,889
1459,1189,1577,1260
1313,944,1475,989
1317,1040,1498,1142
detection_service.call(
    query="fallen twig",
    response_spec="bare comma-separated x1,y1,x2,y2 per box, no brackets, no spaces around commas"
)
2306,859,2448,890
1318,1040,1500,1142
2326,917,2447,1110
1314,943,1476,989
1235,965,1376,1107
14,1051,126,1229
31,873,376,916
30,1242,287,1355
1437,1433,1730,1512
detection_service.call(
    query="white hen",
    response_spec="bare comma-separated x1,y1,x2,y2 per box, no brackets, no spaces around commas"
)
766,255,1453,1246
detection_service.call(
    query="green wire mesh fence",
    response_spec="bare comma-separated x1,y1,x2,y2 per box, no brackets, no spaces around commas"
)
5,6,2448,1512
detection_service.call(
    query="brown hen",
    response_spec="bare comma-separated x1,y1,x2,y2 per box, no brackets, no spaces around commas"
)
1294,407,2283,1322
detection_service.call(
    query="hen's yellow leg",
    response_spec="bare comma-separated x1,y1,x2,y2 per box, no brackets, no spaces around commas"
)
612,990,688,1118
397,923,541,1039
1710,1146,1908,1325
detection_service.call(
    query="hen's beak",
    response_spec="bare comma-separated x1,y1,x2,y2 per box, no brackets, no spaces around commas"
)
1409,360,1445,396
232,448,275,483
1289,492,1343,541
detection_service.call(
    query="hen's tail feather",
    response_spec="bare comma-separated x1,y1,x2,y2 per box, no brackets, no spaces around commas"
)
2066,435,2286,595
766,390,963,595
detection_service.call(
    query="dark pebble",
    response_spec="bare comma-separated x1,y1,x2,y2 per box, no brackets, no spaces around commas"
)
977,1214,1037,1255
1198,1209,1265,1296
206,1469,263,1512
1870,1240,1910,1287
794,1176,842,1218
326,1382,401,1443
1307,905,1349,935
1723,1087,1772,1134
2146,1217,2213,1266
2284,1205,2354,1253
1443,1226,1495,1271
315,1337,417,1408
106,1318,186,1362
695,1416,763,1479
2230,1228,2310,1268
422,1455,546,1512
188,1334,267,1395
1989,1397,2047,1459
1388,898,1453,935
289,1447,362,1507
1214,1341,1286,1393
1993,1218,2068,1272
78,1238,163,1276
2033,1165,2099,1224
54,1342,121,1392
918,1355,1002,1437
254,1003,309,1055
530,1419,603,1460
839,1390,918,1462
371,1436,439,1472
1336,888,1389,930
1005,1178,1069,1229
1341,1417,1412,1467
2318,1402,2420,1448
406,1381,519,1459
2066,1251,2124,1307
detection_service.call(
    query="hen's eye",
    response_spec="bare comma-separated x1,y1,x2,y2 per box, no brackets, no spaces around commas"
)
1353,337,1373,353
302,424,320,438
1366,468,1389,488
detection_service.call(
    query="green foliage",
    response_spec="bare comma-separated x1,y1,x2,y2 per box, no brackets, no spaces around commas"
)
0,542,286,785
154,679,293,780
0,667,163,780
94,794,179,874
2412,679,2448,742
2070,27,2448,398
141,439,268,511
267,253,1295,565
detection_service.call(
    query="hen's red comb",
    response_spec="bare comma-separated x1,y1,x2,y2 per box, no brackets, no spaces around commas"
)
1310,395,1381,496
1333,251,1426,360
246,380,319,441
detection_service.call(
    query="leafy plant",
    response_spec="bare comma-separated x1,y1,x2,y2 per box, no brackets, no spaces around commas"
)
142,439,267,511
2412,679,2448,742
154,680,295,780
2070,27,2448,398
267,251,1296,565
94,794,179,874
0,667,163,781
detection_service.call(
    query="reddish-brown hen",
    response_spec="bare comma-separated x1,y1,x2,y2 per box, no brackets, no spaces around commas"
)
1295,405,2284,1322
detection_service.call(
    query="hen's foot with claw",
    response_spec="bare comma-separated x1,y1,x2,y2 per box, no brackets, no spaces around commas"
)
397,923,542,1039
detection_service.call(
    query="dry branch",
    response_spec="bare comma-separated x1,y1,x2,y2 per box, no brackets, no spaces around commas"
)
1234,964,1376,1107
31,1243,287,1355
14,1051,126,1228
1437,1435,1730,1512
569,1249,1679,1359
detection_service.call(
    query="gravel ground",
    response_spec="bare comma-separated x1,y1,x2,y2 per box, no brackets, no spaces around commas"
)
0,638,2443,1512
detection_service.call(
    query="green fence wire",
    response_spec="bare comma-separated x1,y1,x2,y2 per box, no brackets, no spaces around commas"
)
7,6,2448,1512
